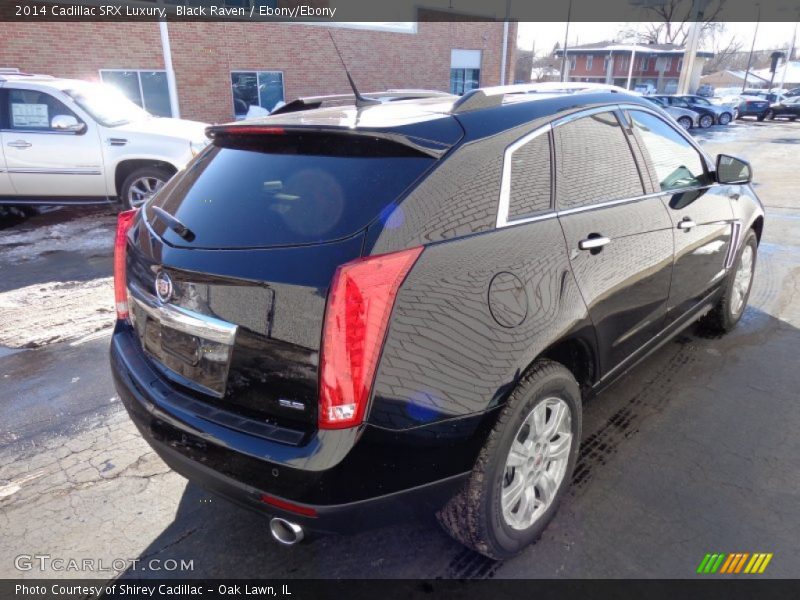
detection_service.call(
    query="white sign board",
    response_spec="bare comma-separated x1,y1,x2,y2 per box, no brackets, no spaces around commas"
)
11,103,49,128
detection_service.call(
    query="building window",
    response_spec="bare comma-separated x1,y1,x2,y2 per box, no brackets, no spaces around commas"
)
450,49,481,95
641,57,649,71
617,56,627,70
664,58,672,71
677,58,683,71
569,56,577,71
604,56,610,71
100,70,171,117
586,55,593,70
231,71,284,119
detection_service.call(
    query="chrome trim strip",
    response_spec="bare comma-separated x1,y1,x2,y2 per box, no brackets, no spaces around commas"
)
724,220,743,269
6,168,102,175
128,281,238,346
496,123,552,228
0,129,82,136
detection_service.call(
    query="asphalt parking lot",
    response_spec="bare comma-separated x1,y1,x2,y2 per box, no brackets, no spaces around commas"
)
1,119,798,580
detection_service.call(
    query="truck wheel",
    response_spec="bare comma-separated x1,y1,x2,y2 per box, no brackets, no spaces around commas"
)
437,359,581,559
120,166,171,210
700,229,757,333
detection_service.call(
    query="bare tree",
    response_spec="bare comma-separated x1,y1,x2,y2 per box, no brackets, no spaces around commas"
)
617,0,728,46
702,28,744,73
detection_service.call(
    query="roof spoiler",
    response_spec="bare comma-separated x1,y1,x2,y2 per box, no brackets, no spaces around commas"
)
270,90,454,116
204,123,454,159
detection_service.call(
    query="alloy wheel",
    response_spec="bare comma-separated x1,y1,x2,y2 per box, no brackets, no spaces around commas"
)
678,117,692,130
127,176,165,208
501,397,572,531
731,245,754,317
700,115,714,128
719,112,731,125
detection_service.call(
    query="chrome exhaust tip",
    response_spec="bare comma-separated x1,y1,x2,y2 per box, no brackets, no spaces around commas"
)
269,517,304,546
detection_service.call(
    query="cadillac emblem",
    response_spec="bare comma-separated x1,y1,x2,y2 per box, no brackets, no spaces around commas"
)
155,271,173,303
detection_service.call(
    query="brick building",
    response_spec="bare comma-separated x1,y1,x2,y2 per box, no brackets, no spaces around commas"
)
555,42,712,94
0,20,516,124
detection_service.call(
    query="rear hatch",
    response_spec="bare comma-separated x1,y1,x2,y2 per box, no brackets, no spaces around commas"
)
125,116,461,438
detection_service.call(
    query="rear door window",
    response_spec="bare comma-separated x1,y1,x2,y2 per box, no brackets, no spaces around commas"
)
148,133,434,249
554,111,644,209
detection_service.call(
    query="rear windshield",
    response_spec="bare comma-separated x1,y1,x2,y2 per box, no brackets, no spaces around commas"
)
147,133,433,249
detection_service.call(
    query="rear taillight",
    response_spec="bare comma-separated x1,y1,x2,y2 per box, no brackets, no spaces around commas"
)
114,209,137,320
319,246,423,429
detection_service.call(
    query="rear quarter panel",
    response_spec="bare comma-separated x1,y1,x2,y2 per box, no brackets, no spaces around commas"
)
368,220,592,430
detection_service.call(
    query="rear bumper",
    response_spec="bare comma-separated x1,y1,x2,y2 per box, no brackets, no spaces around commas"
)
110,324,475,534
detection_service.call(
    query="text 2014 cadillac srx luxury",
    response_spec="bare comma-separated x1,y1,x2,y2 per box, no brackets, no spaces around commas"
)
110,84,764,559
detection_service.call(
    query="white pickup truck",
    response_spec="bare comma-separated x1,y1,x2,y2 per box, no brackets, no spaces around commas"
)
0,72,209,209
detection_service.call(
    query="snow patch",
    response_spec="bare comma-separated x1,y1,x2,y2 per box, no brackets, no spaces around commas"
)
0,214,116,262
0,278,114,348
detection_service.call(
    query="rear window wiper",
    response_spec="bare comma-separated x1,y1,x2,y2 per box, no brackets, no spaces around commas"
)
151,206,195,242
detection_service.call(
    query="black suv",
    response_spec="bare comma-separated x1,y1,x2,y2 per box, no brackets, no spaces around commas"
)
110,86,764,559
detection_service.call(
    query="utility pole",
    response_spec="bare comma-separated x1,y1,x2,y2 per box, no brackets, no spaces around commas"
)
159,21,180,118
560,0,573,82
778,22,798,92
742,6,761,93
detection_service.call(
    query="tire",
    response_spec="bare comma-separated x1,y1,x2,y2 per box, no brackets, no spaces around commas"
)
756,113,766,122
766,110,775,121
699,114,714,128
119,166,172,210
677,116,693,130
437,360,582,559
718,112,732,125
700,230,757,333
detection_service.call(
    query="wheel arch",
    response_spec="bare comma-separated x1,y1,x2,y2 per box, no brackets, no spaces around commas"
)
751,215,764,243
536,334,599,397
114,159,178,197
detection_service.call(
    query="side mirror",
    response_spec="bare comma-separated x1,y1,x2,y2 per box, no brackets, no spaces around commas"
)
51,114,86,133
716,154,752,185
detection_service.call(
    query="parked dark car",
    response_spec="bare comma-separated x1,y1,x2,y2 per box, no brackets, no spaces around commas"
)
767,96,800,120
654,95,718,128
110,87,764,559
737,95,771,120
676,94,734,125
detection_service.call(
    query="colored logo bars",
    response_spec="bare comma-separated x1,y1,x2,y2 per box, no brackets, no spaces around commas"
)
697,553,774,574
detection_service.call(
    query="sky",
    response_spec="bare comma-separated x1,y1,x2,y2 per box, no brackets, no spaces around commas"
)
517,22,799,54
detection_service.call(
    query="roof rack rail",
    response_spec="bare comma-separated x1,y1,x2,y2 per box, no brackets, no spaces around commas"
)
450,82,630,114
270,89,453,115
0,70,55,82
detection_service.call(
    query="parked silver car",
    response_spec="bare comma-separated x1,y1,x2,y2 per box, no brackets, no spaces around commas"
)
643,96,699,129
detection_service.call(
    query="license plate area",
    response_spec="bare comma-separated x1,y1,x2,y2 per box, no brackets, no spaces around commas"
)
129,282,238,398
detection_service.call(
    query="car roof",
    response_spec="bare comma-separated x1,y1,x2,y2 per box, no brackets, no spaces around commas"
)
232,85,652,141
0,73,88,91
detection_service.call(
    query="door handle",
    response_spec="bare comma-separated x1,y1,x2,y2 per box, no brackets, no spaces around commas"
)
578,236,611,251
7,140,32,149
677,219,697,230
